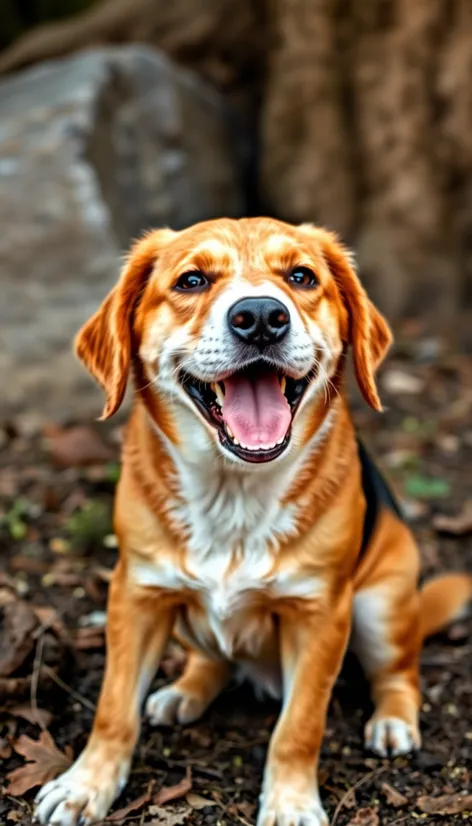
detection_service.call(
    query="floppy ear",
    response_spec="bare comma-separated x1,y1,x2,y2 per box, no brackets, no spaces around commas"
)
75,229,174,419
300,225,392,411
321,230,392,410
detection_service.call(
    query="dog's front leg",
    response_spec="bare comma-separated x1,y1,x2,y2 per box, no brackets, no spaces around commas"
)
258,584,352,826
35,563,175,826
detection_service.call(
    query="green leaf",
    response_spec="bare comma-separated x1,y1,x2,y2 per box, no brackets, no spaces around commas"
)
404,475,451,499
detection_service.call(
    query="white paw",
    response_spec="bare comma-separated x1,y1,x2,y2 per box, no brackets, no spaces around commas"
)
145,685,207,726
365,716,421,757
257,788,328,826
34,756,129,825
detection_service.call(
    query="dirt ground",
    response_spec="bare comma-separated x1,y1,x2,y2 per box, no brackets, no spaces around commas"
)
1,332,471,826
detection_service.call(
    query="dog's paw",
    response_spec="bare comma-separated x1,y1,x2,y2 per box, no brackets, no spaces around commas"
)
145,685,208,726
34,757,128,825
257,787,328,826
365,716,421,757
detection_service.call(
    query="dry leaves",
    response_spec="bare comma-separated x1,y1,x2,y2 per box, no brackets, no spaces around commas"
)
5,731,72,796
108,769,192,823
153,767,192,806
0,590,38,677
341,788,357,810
43,424,115,468
0,718,16,759
380,782,408,808
74,625,105,650
149,806,191,826
108,782,156,822
346,808,379,826
416,792,472,815
185,792,217,809
3,704,53,728
433,501,472,536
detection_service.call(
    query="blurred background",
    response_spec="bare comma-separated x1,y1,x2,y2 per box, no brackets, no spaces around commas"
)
1,0,472,419
0,4,471,825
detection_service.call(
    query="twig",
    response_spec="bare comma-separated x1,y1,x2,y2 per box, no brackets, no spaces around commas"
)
30,629,47,730
42,664,96,712
331,767,385,826
387,815,410,826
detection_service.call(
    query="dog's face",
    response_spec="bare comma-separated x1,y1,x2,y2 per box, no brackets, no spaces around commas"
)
76,218,391,465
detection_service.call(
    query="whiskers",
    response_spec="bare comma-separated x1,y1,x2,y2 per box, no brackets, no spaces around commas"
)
309,342,341,406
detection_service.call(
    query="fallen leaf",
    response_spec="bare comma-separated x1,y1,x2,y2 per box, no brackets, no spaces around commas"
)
5,704,53,728
6,810,23,823
43,425,115,468
231,801,256,819
382,369,425,395
91,566,113,583
0,595,38,677
149,805,191,825
30,605,60,629
107,781,155,822
381,782,408,807
74,632,105,651
186,792,218,809
0,718,16,759
0,666,56,703
342,788,357,809
403,474,451,499
5,730,72,795
0,736,12,758
8,557,49,575
433,501,472,536
74,623,105,651
153,767,192,806
347,808,379,826
416,793,472,815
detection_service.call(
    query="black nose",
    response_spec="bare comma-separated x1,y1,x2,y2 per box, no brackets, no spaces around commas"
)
228,297,291,347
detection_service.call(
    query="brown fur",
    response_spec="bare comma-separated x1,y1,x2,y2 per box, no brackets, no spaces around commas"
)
35,218,472,826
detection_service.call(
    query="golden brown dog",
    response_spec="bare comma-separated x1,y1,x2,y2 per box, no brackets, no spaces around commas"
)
35,218,472,826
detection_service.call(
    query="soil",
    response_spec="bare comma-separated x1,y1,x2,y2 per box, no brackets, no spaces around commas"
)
0,336,471,826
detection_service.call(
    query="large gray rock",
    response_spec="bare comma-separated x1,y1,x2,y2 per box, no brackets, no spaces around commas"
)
0,46,243,421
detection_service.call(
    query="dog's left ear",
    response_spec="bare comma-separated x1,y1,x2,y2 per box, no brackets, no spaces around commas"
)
300,225,392,411
75,229,175,420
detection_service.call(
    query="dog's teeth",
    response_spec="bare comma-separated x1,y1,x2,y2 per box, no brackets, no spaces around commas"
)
280,377,286,394
213,383,224,407
276,437,285,445
233,438,240,446
225,423,234,439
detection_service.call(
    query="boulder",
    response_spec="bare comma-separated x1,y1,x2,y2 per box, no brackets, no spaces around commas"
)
0,46,243,421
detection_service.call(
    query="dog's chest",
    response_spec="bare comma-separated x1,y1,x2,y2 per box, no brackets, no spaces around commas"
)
169,460,298,559
132,465,323,658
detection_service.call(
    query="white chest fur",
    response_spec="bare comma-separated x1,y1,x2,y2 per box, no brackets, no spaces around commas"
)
131,438,326,659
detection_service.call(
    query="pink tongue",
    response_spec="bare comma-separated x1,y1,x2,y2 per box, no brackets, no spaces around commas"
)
222,371,291,449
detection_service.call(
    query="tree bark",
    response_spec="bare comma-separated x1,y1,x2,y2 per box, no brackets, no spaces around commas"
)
260,0,355,239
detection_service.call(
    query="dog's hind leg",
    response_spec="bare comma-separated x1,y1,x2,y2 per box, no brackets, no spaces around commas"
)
352,510,422,757
146,649,231,726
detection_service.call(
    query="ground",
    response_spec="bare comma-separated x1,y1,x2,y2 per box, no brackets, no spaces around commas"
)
0,332,471,826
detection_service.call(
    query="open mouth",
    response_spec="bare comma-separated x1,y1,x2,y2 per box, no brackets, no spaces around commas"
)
179,362,309,463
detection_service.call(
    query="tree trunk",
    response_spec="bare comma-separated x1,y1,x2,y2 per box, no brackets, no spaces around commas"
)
260,0,355,239
2,0,472,324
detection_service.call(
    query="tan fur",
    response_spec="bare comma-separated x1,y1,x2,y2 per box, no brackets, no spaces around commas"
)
35,218,471,826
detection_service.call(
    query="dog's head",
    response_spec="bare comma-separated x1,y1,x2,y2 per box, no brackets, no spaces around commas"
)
76,218,391,465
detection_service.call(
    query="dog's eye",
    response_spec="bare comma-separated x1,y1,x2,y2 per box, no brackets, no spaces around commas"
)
288,266,318,288
175,271,209,292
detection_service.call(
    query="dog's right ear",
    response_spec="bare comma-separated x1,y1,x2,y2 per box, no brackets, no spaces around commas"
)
75,229,175,420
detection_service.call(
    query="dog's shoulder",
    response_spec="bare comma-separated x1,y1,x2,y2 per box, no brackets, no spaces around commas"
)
357,438,404,559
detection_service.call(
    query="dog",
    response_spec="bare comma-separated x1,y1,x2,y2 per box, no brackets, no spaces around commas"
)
35,218,472,826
